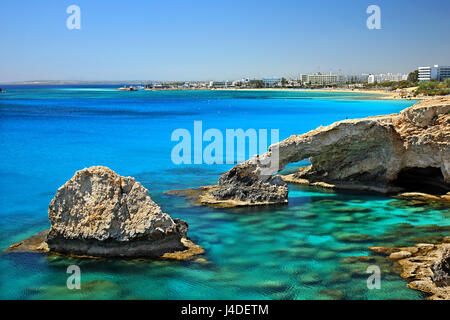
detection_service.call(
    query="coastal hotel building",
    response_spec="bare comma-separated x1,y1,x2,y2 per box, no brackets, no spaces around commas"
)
418,65,450,81
299,74,345,86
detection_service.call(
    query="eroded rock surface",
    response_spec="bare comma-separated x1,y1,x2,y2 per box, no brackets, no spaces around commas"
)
369,238,450,300
432,248,450,287
206,165,288,207
7,166,203,259
201,97,450,206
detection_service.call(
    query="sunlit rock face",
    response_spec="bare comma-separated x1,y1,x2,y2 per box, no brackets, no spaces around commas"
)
46,166,193,257
205,97,450,205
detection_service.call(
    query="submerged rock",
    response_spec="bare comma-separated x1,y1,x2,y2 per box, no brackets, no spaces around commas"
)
332,231,373,243
315,250,337,260
328,271,352,284
32,279,122,300
196,97,450,206
255,280,290,292
330,207,372,214
298,272,322,285
340,255,376,264
6,166,203,259
317,288,344,300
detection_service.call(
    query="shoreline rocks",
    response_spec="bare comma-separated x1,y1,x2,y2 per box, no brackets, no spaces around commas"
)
368,238,450,300
6,166,203,260
394,192,450,203
165,183,288,208
194,97,450,206
208,166,288,207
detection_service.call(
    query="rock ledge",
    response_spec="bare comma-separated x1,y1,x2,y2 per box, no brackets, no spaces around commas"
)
369,239,450,300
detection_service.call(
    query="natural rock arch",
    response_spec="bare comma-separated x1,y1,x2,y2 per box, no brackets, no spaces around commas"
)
201,98,450,206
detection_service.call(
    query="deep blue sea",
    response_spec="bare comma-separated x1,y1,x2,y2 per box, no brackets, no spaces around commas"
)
0,85,448,299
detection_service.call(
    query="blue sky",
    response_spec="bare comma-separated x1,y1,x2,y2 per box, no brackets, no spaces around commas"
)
1,0,449,81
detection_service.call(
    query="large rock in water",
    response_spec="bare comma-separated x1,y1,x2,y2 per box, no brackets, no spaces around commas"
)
7,166,203,259
200,97,450,206
45,166,195,257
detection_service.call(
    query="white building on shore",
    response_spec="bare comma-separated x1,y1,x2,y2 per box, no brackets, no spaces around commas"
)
299,73,344,86
418,65,450,81
209,80,232,88
367,73,407,84
262,78,281,87
232,78,250,86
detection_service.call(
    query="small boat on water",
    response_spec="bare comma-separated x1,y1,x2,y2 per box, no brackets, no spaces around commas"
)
117,86,138,91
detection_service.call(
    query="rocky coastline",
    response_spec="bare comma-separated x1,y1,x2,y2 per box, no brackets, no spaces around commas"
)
185,97,449,207
6,166,203,260
369,238,450,300
4,98,449,299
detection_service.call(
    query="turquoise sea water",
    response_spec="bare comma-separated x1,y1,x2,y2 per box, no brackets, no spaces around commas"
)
0,86,448,300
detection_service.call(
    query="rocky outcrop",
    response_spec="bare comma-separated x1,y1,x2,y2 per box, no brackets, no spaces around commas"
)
200,97,450,206
369,238,450,300
204,166,288,207
432,248,450,287
6,166,203,259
